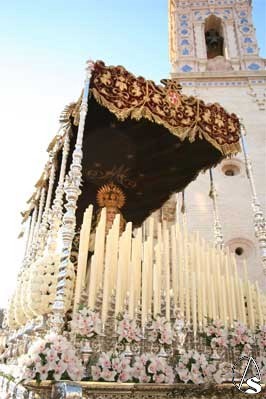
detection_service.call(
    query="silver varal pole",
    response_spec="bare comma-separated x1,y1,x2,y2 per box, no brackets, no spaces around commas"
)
240,121,266,277
51,60,94,332
209,168,224,249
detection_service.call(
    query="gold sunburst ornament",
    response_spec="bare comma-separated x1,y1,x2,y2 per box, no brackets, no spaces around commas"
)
96,183,126,209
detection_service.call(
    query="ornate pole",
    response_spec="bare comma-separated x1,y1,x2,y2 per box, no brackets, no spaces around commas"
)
47,131,71,254
30,186,47,261
239,122,266,276
51,60,93,332
209,169,224,249
25,206,37,258
37,152,57,256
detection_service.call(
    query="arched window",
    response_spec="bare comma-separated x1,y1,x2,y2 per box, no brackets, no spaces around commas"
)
204,15,224,59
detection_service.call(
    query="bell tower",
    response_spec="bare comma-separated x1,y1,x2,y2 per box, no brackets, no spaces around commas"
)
168,0,266,288
169,0,265,73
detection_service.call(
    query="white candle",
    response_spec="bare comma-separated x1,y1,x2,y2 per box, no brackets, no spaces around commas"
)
192,271,197,335
88,255,96,309
171,225,178,307
163,226,170,321
74,204,93,312
141,241,148,327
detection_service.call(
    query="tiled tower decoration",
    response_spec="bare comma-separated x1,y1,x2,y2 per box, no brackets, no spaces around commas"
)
168,0,266,288
169,0,265,73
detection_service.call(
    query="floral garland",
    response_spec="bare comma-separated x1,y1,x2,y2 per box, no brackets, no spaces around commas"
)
200,319,228,349
70,307,102,339
116,313,142,344
18,333,84,383
91,352,133,382
256,325,266,354
229,321,254,354
133,353,175,383
91,352,174,383
176,350,222,384
148,316,174,346
256,356,266,382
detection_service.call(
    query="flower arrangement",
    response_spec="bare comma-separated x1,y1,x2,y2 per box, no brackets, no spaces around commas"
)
256,325,266,354
133,353,175,383
116,313,142,344
70,307,102,339
200,319,228,349
91,351,133,382
148,316,174,346
229,321,254,354
18,333,84,383
176,350,218,384
91,352,174,383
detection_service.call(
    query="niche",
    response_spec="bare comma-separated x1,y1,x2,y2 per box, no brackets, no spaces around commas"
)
205,15,224,59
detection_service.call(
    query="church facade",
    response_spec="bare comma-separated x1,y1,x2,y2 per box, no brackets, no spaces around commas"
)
168,0,266,288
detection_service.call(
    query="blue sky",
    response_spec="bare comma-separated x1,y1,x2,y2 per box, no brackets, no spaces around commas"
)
0,0,265,307
1,0,265,83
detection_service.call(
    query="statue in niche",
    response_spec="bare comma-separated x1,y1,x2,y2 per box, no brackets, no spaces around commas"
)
205,29,224,59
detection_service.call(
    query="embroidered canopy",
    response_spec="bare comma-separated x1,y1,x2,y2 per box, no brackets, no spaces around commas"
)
22,60,241,228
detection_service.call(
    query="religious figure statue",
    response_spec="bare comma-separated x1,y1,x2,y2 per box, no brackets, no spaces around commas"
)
96,182,126,234
205,29,224,59
70,183,126,269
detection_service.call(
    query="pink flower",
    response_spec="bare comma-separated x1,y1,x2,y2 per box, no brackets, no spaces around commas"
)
155,373,165,383
147,362,157,374
177,368,190,383
139,372,151,383
101,369,116,381
91,366,101,381
118,369,131,382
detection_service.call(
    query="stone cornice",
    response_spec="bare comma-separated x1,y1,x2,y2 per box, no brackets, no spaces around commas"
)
170,70,266,83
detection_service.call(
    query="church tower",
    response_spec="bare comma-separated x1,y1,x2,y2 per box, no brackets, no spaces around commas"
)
168,0,266,288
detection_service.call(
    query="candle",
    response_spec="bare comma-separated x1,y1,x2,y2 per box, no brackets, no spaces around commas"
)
230,275,237,323
239,280,247,325
201,271,207,327
154,244,160,318
221,276,227,327
88,255,96,309
115,232,125,316
141,241,148,327
171,224,178,307
185,269,190,325
73,204,93,312
163,225,170,320
177,229,184,316
255,281,263,328
192,271,197,335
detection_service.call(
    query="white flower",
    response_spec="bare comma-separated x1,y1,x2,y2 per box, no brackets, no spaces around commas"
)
91,366,101,381
101,369,116,381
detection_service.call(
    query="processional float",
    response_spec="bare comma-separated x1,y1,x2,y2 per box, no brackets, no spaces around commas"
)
0,61,265,398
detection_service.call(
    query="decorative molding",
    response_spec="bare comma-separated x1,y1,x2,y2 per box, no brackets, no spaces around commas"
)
247,84,266,110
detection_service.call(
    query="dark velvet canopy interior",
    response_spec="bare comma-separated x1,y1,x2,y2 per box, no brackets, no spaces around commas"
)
72,96,223,228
